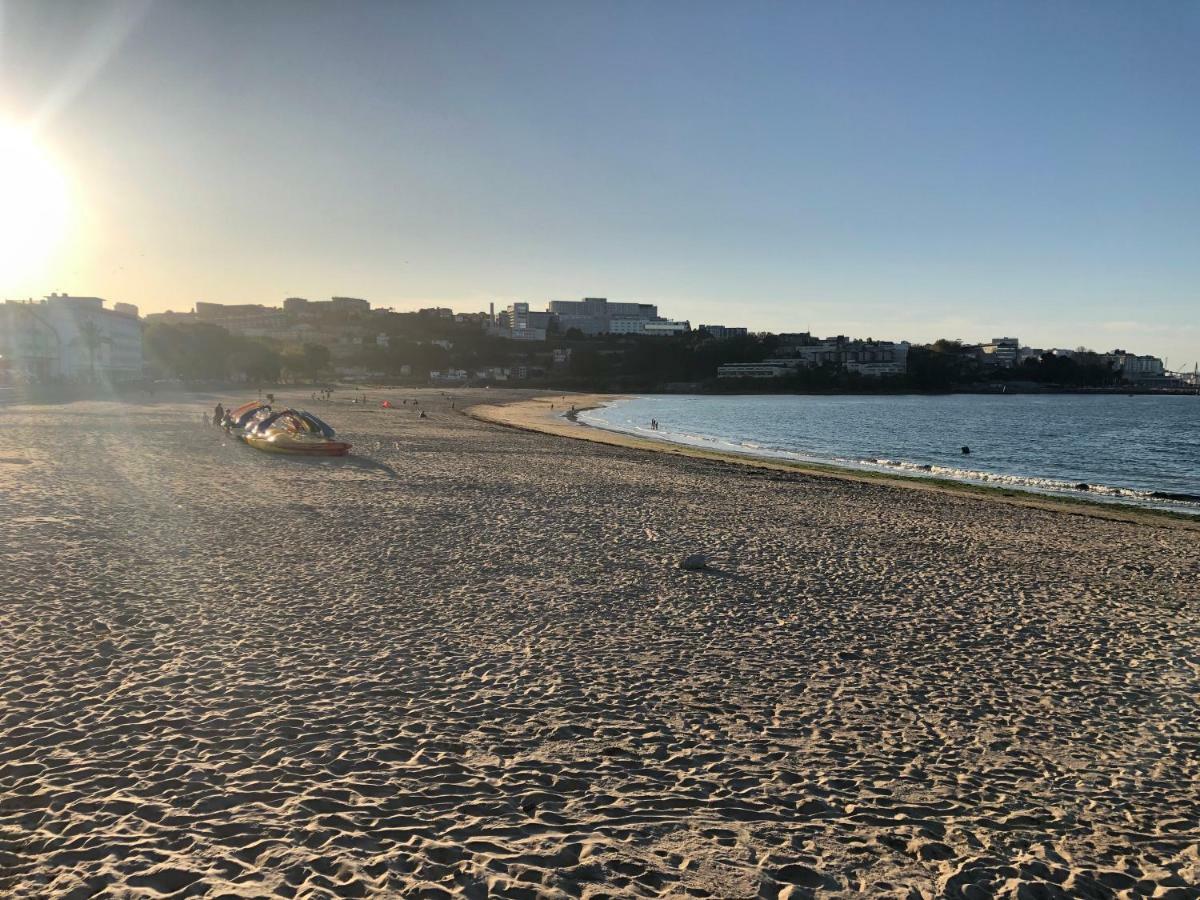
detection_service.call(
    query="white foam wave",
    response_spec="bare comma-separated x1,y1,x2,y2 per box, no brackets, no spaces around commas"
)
578,401,1200,514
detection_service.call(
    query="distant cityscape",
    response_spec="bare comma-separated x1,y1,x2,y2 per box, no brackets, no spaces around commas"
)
0,292,1195,390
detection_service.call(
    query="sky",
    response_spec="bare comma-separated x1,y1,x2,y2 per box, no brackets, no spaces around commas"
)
1,0,1197,366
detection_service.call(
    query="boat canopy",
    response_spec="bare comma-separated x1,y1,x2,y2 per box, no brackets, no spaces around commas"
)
231,401,269,428
295,410,335,438
247,409,289,435
246,408,338,437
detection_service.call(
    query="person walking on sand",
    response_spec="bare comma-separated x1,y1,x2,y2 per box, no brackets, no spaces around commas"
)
212,402,224,426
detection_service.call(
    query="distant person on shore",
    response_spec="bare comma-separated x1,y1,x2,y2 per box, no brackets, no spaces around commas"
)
212,402,224,426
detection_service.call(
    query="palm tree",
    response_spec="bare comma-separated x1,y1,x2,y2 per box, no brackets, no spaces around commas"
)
79,320,102,378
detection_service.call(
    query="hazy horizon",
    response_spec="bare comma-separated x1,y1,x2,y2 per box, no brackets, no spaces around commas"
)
2,0,1197,365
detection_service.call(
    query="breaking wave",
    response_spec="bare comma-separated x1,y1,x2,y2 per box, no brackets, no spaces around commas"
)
577,396,1200,515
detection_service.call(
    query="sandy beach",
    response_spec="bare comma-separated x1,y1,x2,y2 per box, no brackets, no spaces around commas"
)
1,389,1197,899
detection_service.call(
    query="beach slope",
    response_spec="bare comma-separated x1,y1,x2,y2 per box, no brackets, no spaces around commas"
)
1,390,1197,898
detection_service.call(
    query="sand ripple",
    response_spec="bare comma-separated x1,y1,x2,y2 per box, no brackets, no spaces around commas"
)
0,393,1197,898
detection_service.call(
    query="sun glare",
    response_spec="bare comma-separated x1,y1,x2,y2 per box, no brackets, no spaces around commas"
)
0,123,71,287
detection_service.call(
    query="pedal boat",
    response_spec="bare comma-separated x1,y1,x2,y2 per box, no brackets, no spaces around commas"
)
237,406,351,457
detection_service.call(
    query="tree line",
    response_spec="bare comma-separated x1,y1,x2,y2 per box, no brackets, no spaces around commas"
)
144,322,329,383
143,320,1127,392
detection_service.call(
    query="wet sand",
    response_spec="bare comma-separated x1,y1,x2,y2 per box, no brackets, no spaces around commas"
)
470,394,1200,530
1,389,1197,899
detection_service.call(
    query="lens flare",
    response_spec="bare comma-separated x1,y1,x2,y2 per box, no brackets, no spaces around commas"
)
0,123,71,287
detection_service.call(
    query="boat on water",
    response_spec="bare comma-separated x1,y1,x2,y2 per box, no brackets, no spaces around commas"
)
224,401,351,456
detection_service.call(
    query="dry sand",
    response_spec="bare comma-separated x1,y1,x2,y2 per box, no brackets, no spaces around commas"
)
0,389,1197,899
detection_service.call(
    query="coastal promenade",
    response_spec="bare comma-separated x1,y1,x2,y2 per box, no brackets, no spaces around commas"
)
1,390,1197,898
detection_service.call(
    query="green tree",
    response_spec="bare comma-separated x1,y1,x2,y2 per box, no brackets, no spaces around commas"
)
231,337,282,382
282,342,332,382
144,322,233,380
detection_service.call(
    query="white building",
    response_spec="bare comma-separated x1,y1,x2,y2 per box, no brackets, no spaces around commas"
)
979,337,1020,367
1104,350,1165,382
479,296,688,339
643,320,691,336
548,297,613,334
699,325,749,339
716,361,800,379
503,302,551,340
717,340,909,379
0,295,143,382
787,339,909,376
548,297,677,335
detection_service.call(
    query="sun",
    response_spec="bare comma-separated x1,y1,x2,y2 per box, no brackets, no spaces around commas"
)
0,123,71,288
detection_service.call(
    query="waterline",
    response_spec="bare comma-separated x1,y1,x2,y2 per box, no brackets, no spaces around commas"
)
579,394,1200,516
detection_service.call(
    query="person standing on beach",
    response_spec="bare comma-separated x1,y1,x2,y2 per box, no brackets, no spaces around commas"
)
212,402,224,426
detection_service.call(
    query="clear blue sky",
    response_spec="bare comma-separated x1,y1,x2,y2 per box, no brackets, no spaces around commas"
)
2,0,1197,365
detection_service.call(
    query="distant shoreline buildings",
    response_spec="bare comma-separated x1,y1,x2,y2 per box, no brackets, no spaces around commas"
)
489,297,691,341
719,335,910,379
0,291,1189,388
0,294,143,382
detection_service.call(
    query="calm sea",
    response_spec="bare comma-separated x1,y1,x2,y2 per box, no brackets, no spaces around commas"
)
578,394,1200,515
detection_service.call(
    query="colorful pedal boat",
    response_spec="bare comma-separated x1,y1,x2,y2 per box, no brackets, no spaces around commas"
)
242,430,352,456
232,405,351,457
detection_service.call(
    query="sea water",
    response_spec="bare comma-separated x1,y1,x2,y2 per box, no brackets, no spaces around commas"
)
578,394,1200,515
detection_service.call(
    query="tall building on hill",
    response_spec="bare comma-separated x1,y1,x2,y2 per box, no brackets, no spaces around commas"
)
194,302,288,337
1104,350,1166,383
284,297,370,317
699,325,749,339
330,297,370,315
547,297,683,336
979,337,1020,367
548,297,613,335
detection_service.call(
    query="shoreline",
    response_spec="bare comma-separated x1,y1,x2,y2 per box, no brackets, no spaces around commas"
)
467,393,1200,530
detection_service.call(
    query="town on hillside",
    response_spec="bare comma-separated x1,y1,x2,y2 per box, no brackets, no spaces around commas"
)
1,292,1195,392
